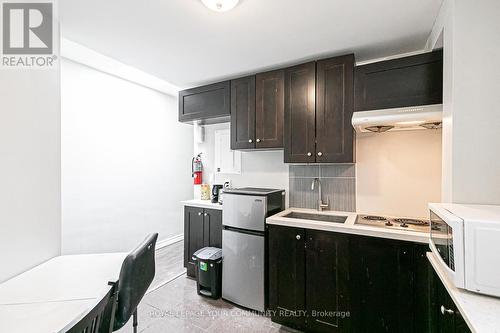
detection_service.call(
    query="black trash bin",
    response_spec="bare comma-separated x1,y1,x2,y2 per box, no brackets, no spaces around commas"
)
192,247,222,299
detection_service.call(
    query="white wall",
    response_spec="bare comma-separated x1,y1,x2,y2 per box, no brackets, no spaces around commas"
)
0,69,61,282
193,123,289,205
428,0,500,205
356,130,442,218
61,59,193,254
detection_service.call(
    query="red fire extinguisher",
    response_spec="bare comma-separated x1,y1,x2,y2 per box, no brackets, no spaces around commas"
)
192,153,203,185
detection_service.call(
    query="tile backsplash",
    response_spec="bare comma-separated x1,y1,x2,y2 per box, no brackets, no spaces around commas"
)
289,165,356,212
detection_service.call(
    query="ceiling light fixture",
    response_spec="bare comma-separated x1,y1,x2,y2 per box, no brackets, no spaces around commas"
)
201,0,240,12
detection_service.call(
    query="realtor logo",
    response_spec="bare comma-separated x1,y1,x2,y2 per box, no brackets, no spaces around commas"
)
2,2,52,54
1,1,56,68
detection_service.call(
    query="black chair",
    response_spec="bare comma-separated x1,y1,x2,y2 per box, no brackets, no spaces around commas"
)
113,233,158,333
62,281,119,333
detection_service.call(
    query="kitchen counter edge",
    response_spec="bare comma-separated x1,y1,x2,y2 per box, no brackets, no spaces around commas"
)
266,208,429,244
181,199,223,210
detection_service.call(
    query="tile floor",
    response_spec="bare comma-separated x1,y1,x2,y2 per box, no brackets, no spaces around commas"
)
119,240,297,333
148,240,185,292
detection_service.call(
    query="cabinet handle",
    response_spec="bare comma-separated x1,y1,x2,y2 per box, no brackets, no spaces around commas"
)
256,139,261,143
317,152,323,157
440,305,454,315
296,235,301,240
204,212,208,216
248,139,253,143
197,212,202,216
307,152,312,157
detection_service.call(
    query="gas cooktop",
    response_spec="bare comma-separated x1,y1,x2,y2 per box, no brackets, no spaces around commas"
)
356,214,430,232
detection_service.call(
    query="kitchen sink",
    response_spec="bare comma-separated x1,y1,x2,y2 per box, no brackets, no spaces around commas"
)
283,211,347,223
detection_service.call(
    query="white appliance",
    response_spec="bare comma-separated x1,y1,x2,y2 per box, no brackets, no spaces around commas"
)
429,203,500,297
352,104,442,133
221,188,285,311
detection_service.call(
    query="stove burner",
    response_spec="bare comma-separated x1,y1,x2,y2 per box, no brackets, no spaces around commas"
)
393,218,429,227
362,215,387,221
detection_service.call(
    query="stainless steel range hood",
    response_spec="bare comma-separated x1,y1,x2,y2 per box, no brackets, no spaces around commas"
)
352,104,443,133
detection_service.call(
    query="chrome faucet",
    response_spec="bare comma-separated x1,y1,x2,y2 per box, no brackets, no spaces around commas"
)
311,178,329,211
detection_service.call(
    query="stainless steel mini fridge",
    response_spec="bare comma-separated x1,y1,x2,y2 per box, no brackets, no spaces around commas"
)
221,188,285,312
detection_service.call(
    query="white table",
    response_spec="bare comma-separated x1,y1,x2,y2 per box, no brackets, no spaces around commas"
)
0,253,127,333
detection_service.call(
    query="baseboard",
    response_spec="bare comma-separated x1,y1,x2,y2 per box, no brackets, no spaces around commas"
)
156,233,183,250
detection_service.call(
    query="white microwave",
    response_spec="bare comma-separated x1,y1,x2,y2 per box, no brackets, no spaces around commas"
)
429,203,500,297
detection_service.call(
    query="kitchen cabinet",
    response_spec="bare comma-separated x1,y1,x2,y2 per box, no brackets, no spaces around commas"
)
284,55,355,163
202,208,222,248
350,235,416,333
255,69,284,149
231,76,256,149
230,70,284,150
414,244,434,332
268,225,351,332
431,271,471,333
354,50,443,112
269,225,441,333
284,62,316,163
316,55,355,163
305,229,351,332
179,81,230,123
268,225,306,330
184,206,222,277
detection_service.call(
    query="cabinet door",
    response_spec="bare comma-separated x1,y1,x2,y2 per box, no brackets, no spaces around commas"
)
268,225,306,330
255,70,284,149
316,55,355,163
305,230,351,333
351,236,414,333
435,272,456,333
354,50,443,111
231,76,256,150
432,270,472,333
284,62,316,163
179,81,230,123
184,206,205,277
203,208,222,248
413,244,434,332
454,309,471,333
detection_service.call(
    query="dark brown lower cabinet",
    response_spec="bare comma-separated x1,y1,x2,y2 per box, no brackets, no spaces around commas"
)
184,206,222,277
414,244,434,332
432,270,472,333
305,230,351,332
269,225,351,332
350,236,418,333
269,226,472,333
268,225,306,330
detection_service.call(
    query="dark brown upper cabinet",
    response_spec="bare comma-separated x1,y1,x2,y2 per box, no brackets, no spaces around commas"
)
230,71,284,150
354,50,443,112
284,62,316,163
255,69,284,149
316,54,355,163
179,81,230,124
284,55,355,163
231,76,256,149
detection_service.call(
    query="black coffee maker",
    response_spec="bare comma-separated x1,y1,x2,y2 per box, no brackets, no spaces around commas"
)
211,185,223,204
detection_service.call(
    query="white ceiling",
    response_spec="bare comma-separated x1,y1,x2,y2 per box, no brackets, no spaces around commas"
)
60,0,443,89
